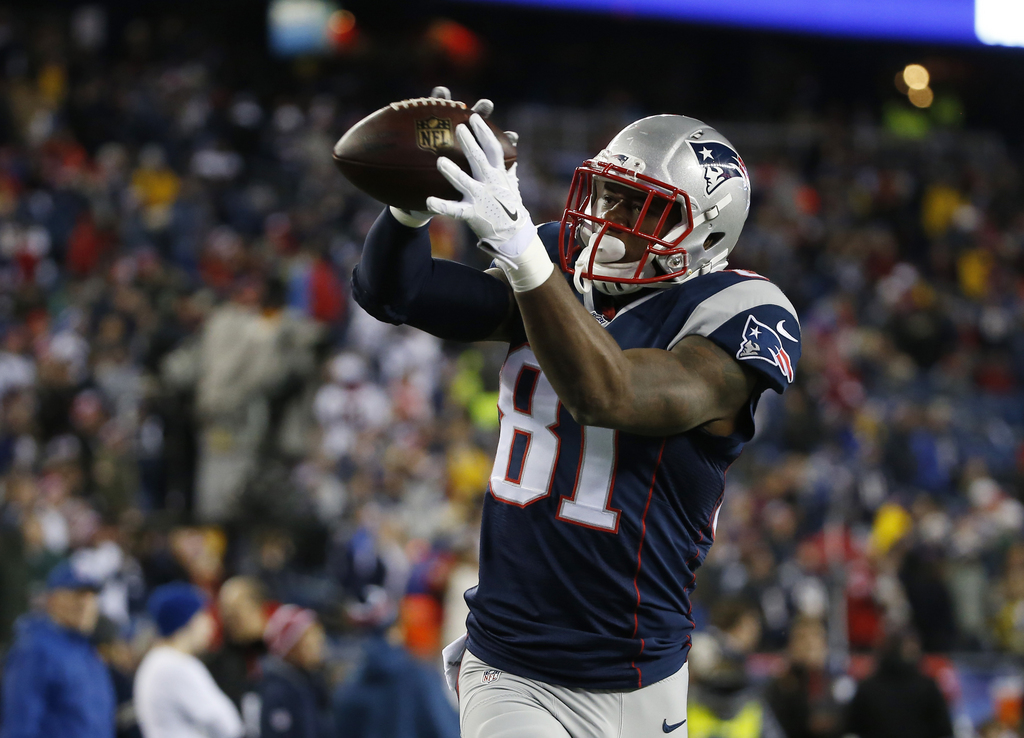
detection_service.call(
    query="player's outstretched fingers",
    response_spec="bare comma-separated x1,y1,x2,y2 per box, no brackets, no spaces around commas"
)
469,114,503,169
470,98,494,118
435,157,480,197
455,123,491,179
426,196,472,220
431,86,452,100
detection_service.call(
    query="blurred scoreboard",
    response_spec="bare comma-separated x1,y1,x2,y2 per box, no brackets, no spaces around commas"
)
457,0,1024,48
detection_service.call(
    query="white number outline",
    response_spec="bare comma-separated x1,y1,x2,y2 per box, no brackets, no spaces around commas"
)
489,347,620,532
556,426,621,533
488,362,560,508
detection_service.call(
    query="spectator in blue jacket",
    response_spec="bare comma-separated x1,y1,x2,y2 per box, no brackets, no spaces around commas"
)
257,605,335,738
333,636,459,738
0,560,115,738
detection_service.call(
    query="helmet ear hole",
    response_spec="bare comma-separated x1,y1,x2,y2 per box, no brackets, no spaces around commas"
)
703,232,726,251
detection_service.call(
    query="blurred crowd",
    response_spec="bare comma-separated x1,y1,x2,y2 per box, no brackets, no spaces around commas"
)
0,6,1023,738
680,115,1024,658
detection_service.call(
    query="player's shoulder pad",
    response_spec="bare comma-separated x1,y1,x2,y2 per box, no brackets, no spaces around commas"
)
668,269,800,392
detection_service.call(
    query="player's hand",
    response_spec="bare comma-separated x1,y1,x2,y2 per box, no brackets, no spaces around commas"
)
427,115,535,252
427,114,551,291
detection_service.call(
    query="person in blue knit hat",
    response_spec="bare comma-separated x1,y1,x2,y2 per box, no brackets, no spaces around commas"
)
0,560,115,738
134,583,243,738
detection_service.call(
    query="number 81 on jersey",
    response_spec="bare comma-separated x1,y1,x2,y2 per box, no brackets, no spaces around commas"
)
489,348,620,533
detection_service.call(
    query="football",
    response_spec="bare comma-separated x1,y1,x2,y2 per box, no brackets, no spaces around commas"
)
332,97,517,211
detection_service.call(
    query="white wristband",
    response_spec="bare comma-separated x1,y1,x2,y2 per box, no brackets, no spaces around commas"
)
389,206,432,228
498,234,554,293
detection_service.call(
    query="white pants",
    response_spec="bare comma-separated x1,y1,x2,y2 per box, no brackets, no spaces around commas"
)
458,649,689,738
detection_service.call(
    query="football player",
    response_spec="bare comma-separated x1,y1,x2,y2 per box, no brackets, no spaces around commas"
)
352,88,801,738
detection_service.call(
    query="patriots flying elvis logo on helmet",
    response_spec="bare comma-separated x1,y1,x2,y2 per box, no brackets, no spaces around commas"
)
601,151,646,174
687,140,748,196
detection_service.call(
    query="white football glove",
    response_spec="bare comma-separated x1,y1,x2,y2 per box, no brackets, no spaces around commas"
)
390,88,500,229
427,114,553,292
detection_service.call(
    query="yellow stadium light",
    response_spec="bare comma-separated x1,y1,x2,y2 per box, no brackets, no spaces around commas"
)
902,64,930,91
908,86,935,108
894,71,909,94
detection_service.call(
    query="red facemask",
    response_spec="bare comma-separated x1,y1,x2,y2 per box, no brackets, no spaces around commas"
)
559,159,696,288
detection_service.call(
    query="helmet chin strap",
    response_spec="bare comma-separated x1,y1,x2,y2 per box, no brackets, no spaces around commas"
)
573,233,656,296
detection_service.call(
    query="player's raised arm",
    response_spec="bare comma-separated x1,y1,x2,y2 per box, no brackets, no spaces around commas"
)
351,206,519,342
514,279,759,436
506,251,773,436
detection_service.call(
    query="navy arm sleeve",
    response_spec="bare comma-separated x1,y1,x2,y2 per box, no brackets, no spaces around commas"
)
351,208,513,342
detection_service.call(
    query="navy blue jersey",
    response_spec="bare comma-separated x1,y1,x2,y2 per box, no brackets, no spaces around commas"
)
465,222,801,690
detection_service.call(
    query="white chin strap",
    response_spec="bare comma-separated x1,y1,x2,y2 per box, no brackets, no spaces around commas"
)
573,233,655,296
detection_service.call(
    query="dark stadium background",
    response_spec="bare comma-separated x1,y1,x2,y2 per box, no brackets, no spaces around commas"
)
11,0,1024,136
0,0,1023,736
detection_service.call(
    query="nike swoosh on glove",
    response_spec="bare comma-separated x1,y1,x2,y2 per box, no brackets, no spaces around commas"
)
427,114,553,292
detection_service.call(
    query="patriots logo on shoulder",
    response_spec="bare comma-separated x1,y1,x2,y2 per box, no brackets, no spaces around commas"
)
736,315,795,383
687,140,748,196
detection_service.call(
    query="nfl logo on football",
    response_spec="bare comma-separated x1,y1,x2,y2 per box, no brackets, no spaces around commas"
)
481,669,501,684
416,116,453,152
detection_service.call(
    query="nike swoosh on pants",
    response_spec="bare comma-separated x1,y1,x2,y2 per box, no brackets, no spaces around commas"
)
662,718,686,733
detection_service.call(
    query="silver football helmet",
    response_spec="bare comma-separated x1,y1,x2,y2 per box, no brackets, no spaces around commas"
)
559,114,751,295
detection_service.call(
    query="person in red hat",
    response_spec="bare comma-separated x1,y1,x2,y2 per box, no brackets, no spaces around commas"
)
256,605,334,738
